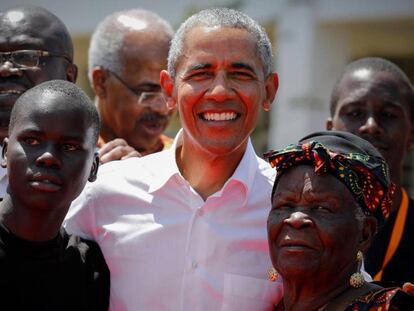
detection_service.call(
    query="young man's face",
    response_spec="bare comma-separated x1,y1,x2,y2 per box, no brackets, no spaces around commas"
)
2,92,97,211
327,69,414,183
0,9,76,141
162,26,278,156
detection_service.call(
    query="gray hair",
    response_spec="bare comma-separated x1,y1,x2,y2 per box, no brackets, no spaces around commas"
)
88,9,173,78
168,7,274,79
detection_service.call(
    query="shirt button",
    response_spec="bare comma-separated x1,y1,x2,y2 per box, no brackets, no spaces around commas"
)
197,209,204,217
192,261,198,269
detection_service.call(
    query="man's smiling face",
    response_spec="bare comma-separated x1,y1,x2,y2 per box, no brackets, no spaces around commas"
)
166,26,275,156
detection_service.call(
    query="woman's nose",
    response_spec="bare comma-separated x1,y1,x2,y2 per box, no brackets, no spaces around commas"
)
284,211,313,229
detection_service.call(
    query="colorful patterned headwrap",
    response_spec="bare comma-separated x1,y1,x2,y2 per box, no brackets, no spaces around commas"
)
264,131,395,223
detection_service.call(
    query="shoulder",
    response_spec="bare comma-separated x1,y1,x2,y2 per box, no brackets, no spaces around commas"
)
348,287,414,310
256,154,276,184
62,229,108,273
91,150,173,190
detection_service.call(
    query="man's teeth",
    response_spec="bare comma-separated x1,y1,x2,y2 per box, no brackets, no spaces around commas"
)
203,112,237,121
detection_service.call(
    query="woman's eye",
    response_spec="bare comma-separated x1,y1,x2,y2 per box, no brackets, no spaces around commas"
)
314,206,332,213
271,204,291,211
381,111,397,119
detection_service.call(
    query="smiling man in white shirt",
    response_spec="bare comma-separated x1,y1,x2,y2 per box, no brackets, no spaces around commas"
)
65,8,280,310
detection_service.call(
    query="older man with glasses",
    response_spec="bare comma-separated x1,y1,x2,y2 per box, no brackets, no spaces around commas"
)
88,9,175,162
0,6,77,199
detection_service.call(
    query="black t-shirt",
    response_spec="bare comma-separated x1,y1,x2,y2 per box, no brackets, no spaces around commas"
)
0,224,110,311
365,198,414,285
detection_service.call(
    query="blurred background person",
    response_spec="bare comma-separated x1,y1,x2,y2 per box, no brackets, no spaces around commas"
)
0,6,77,199
88,9,175,162
327,57,414,285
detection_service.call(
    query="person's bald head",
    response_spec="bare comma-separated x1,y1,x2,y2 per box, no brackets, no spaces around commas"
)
0,6,77,141
330,57,414,120
10,80,100,144
0,6,74,61
88,9,173,77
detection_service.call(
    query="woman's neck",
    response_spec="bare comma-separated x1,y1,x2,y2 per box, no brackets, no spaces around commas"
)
282,278,381,311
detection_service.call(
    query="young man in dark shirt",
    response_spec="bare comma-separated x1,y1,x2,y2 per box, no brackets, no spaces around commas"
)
0,80,109,310
327,57,414,285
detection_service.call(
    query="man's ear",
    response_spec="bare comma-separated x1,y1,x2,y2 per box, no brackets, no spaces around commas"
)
326,118,333,130
359,215,377,253
262,73,278,112
160,70,177,110
91,68,109,99
88,152,100,182
1,138,8,168
66,63,78,83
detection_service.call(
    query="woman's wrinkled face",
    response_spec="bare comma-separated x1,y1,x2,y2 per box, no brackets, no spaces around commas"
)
267,165,362,280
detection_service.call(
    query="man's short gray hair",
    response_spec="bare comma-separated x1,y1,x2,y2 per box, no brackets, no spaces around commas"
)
88,9,173,79
168,7,274,79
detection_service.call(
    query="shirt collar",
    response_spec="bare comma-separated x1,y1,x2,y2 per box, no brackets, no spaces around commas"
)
147,130,184,193
148,129,260,204
211,138,258,205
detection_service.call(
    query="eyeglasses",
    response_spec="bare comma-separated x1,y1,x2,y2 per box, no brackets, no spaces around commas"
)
107,69,163,107
0,50,72,70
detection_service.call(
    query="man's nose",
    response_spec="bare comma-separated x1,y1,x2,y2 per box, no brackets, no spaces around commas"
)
35,146,62,169
283,211,314,229
205,72,234,102
0,60,23,77
148,93,169,114
359,115,384,136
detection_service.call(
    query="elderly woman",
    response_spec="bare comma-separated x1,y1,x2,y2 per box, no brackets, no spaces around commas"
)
265,131,414,310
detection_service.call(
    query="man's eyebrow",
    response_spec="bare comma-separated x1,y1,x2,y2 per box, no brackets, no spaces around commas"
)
231,62,256,73
17,128,42,135
187,63,212,72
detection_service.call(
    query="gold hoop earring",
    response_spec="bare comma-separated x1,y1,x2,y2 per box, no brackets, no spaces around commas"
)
349,250,365,288
268,267,279,282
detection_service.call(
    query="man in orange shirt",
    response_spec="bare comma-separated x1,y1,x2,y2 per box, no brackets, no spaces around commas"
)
88,9,175,162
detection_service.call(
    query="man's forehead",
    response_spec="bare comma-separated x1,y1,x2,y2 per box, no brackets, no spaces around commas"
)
342,70,405,97
181,26,261,65
184,25,255,45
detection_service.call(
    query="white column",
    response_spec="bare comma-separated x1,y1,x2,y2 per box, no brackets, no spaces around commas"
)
268,1,350,149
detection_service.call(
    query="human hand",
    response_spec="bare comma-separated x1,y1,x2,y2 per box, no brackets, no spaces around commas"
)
99,138,141,164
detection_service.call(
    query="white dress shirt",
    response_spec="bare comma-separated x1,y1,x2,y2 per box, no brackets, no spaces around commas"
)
65,130,283,311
